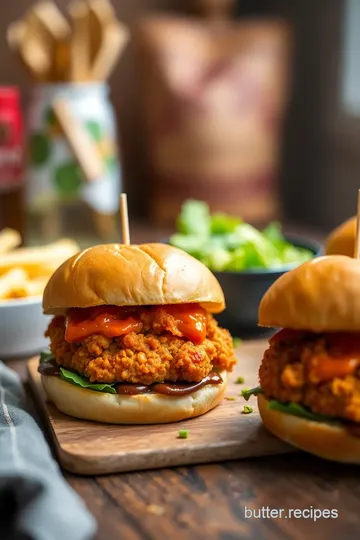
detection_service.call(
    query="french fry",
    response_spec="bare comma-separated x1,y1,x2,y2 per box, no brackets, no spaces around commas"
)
0,239,80,277
9,276,50,299
0,268,28,300
27,277,51,297
0,228,22,254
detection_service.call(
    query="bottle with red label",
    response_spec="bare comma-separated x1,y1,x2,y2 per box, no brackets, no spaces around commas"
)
0,87,24,238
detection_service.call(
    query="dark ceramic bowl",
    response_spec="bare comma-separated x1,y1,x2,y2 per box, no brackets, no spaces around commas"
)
213,235,323,336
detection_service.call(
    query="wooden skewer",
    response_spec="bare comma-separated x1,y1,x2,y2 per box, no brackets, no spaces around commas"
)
355,189,360,258
120,193,130,245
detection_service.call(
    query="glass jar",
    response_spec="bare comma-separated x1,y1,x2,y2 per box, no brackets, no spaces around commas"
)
26,82,121,244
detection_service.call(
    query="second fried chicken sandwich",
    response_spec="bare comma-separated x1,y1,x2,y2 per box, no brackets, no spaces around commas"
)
39,243,236,424
325,216,356,257
245,255,360,463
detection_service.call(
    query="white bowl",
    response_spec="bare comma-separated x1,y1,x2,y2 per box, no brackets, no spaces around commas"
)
0,296,51,358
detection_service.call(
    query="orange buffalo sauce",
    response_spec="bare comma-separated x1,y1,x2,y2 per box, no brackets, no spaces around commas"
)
309,332,360,382
270,329,360,382
65,304,207,344
309,354,359,382
161,304,207,344
65,306,143,343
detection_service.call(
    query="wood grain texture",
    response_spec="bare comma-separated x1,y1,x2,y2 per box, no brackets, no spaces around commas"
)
66,455,360,540
8,338,360,540
27,340,293,475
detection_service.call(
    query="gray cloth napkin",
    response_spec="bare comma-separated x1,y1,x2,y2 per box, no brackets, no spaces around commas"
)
0,361,97,540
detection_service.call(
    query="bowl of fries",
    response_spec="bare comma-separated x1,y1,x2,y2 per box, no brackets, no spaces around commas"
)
0,228,79,358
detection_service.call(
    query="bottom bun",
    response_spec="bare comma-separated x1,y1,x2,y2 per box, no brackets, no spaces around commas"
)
41,371,227,424
258,393,360,463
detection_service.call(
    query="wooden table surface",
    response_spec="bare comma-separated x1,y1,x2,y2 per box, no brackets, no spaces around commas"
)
7,353,360,540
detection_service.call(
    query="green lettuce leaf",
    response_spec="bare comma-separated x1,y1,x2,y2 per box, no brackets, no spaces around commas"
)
232,337,242,348
210,212,241,234
225,248,247,271
169,233,206,257
279,245,313,266
40,351,55,364
242,386,263,401
204,247,232,272
268,400,339,424
59,368,117,394
262,221,284,243
241,385,340,424
177,200,211,236
172,199,315,271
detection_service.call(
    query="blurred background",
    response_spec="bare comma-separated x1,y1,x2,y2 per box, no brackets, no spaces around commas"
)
0,0,358,244
1,0,359,350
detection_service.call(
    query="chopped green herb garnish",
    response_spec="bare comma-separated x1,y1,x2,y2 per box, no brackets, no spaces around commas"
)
232,337,242,348
178,430,189,439
235,376,245,384
242,405,253,414
241,386,263,401
225,396,236,401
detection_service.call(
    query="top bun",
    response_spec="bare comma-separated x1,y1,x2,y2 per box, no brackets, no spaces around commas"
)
258,255,360,331
325,217,356,257
43,243,225,315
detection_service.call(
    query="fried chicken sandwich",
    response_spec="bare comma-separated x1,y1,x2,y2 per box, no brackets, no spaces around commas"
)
245,255,360,463
325,216,356,257
39,243,236,424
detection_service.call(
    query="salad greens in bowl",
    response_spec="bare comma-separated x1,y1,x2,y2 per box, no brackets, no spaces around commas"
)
170,201,323,332
170,200,314,273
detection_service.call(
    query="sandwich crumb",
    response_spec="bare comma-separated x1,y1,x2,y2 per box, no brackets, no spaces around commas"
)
147,504,165,516
178,429,189,439
242,405,253,414
225,396,236,401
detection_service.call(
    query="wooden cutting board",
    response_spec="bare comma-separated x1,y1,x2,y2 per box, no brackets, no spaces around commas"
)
27,340,294,475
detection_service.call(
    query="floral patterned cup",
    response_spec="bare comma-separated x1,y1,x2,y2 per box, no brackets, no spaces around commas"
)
26,82,121,217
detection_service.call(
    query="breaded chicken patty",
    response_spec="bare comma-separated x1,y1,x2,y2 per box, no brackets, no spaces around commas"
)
46,311,236,385
259,332,360,423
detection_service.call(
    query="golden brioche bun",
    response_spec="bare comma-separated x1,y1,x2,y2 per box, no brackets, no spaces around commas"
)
325,216,356,257
41,371,227,424
258,255,360,331
43,243,225,315
258,394,360,463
